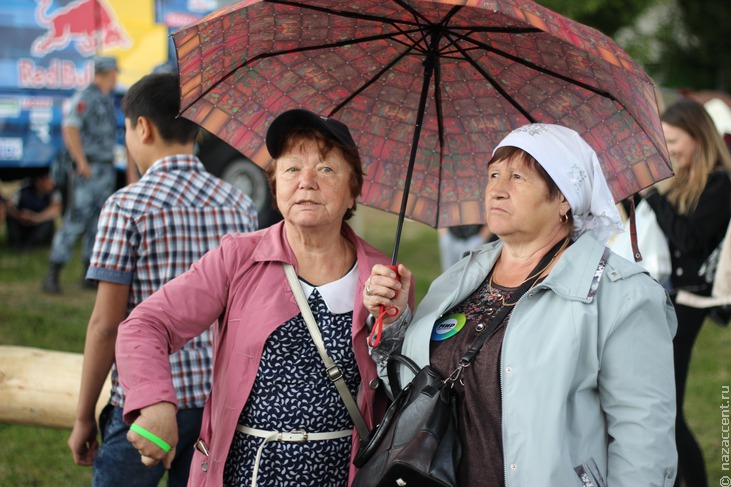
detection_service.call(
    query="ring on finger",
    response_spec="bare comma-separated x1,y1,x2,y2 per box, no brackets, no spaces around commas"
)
365,283,372,296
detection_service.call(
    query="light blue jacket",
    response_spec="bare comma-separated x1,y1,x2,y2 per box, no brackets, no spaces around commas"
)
379,232,678,487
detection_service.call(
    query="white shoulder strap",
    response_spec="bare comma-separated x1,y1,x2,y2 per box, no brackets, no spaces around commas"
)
283,263,370,440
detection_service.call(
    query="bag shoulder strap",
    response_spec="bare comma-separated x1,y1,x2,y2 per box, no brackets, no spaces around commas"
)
283,263,370,440
459,236,571,366
388,238,572,396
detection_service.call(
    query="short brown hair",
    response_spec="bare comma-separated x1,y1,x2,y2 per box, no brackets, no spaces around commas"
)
266,127,364,221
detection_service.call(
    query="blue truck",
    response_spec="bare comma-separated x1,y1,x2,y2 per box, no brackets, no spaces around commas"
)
0,0,278,226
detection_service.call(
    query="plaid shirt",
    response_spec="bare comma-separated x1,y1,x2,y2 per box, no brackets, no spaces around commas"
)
88,155,257,409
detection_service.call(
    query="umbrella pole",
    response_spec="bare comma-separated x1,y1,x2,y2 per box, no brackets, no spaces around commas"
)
390,57,436,265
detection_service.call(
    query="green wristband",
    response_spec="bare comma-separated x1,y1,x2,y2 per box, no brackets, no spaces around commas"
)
130,423,172,452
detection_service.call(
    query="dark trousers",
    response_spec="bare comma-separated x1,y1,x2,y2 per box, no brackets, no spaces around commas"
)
6,217,55,249
93,404,204,487
672,302,709,487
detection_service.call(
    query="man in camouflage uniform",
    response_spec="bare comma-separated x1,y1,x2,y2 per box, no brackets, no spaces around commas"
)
43,56,119,293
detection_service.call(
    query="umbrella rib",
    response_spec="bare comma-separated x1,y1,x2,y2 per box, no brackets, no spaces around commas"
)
267,0,541,35
330,10,464,115
450,30,618,100
268,0,432,28
393,0,459,26
247,29,421,57
329,44,419,116
446,26,543,34
450,38,536,122
432,51,445,230
262,0,472,56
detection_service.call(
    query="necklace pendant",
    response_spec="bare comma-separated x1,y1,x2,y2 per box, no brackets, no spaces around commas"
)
486,292,501,304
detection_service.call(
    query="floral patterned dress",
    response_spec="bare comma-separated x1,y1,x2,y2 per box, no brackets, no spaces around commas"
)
223,264,360,486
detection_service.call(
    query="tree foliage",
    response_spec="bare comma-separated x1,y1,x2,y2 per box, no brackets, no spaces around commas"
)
673,0,731,89
535,0,657,37
536,0,731,91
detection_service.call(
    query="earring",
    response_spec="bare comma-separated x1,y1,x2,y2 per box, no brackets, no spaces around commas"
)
560,213,569,224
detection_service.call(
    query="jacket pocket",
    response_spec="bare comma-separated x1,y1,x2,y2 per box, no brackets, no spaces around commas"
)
192,438,215,481
193,405,213,477
574,457,607,487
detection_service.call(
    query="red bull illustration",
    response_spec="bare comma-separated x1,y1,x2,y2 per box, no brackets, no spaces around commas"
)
2,0,276,225
31,0,131,57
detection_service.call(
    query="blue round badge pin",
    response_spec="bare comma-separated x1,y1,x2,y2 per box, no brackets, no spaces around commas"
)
431,313,466,341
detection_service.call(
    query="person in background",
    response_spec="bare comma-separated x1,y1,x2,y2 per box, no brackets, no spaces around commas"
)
643,98,731,487
114,109,413,486
365,123,677,486
67,73,257,487
699,97,731,152
5,172,61,249
438,224,493,271
0,193,7,227
42,56,120,294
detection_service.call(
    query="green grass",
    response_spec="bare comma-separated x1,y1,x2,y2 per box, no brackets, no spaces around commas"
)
0,241,95,485
0,206,729,485
682,321,731,484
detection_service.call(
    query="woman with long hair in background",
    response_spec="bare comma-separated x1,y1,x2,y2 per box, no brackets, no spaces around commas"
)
644,98,731,487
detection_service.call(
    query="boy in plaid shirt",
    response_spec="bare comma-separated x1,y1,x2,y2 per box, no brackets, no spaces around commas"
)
68,73,257,486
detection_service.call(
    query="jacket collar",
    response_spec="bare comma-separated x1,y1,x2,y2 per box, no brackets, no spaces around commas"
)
250,220,363,269
540,233,607,302
144,154,205,176
465,232,608,303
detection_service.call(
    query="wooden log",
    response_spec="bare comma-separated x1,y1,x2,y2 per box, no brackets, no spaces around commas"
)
0,345,111,429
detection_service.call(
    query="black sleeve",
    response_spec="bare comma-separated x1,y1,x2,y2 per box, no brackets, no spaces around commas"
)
644,172,731,255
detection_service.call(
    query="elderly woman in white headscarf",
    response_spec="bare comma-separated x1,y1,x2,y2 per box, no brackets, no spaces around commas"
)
363,124,678,487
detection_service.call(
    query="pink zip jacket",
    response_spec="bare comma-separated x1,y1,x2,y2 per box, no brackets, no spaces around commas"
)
116,221,410,486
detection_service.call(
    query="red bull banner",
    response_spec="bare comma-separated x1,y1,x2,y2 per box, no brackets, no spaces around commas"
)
1,0,174,91
31,0,132,57
0,0,227,168
1,0,126,90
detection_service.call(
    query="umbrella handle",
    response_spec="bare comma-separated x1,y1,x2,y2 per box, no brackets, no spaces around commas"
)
368,305,400,348
367,266,400,348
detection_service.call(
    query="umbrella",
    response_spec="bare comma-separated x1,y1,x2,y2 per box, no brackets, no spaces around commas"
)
173,0,672,263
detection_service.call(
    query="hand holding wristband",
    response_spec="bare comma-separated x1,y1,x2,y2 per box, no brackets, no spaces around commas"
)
130,423,172,452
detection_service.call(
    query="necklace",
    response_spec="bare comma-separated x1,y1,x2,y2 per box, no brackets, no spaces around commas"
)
488,236,570,307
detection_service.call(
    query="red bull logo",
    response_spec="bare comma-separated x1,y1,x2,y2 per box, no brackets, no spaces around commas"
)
31,0,131,57
19,58,92,89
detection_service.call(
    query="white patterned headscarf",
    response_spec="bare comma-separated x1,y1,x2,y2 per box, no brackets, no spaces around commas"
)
493,123,623,244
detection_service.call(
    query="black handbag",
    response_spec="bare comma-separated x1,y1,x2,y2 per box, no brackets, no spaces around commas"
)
352,355,461,487
353,298,518,487
353,237,569,487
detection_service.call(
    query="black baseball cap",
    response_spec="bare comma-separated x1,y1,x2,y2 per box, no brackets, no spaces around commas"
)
266,109,357,158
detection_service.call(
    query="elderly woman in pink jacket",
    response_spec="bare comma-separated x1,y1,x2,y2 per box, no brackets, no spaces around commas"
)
115,109,413,487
